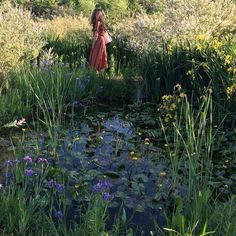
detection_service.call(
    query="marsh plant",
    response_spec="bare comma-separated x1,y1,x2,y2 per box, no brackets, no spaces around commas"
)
158,87,236,235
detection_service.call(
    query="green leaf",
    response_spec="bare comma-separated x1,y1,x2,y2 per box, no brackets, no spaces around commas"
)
122,208,127,223
104,171,119,179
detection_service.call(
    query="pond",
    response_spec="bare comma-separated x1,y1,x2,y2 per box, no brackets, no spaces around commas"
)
1,104,236,234
32,105,172,234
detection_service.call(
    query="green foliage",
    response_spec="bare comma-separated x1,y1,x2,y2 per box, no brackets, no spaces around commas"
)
70,0,128,18
14,0,61,15
160,90,235,236
0,155,113,236
72,0,95,16
128,0,162,14
0,64,135,129
0,186,53,235
76,196,108,235
45,33,91,67
0,2,44,77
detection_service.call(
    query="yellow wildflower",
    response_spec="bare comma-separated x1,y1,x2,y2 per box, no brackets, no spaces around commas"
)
159,171,167,177
196,44,202,52
226,84,236,98
212,39,222,50
164,117,169,123
227,67,233,73
170,103,176,110
224,55,232,65
196,34,205,41
74,184,80,189
175,84,182,90
170,38,177,44
144,138,150,145
179,92,187,98
186,70,192,76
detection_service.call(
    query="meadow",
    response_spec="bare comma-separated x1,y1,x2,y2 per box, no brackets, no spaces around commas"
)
0,0,236,235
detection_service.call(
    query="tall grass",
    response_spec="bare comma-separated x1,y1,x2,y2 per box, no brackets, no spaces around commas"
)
161,88,213,197
159,88,236,235
0,64,135,136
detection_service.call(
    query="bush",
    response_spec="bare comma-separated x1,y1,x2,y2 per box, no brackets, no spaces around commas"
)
0,2,44,77
71,0,95,16
70,0,128,18
14,0,61,15
159,0,236,40
113,0,236,55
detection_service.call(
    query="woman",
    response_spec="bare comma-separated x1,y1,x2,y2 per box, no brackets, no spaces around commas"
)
89,9,108,72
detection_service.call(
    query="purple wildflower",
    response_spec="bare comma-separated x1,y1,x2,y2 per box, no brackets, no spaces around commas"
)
55,183,65,193
45,179,56,189
45,179,64,193
37,157,49,165
24,168,34,177
102,192,113,201
23,156,32,164
54,210,63,220
5,160,15,168
92,179,113,193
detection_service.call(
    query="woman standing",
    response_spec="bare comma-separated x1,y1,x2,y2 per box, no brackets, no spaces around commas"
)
89,9,108,72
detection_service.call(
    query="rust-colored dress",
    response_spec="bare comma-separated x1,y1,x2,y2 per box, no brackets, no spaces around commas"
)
89,21,108,71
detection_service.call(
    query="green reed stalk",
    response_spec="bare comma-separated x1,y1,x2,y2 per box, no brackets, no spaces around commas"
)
25,67,75,148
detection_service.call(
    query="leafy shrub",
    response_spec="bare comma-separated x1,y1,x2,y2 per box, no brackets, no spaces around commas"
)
101,0,128,19
159,0,236,40
0,2,44,77
113,0,236,55
14,0,60,15
70,0,128,18
128,0,163,14
71,0,95,16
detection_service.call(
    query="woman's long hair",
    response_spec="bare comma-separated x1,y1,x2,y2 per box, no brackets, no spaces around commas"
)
91,9,106,32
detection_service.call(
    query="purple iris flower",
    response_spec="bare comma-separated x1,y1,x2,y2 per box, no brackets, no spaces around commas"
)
54,210,63,220
45,179,56,189
37,157,49,165
45,179,64,193
23,156,32,164
102,192,113,201
92,179,112,193
5,160,15,168
24,168,34,177
55,183,65,193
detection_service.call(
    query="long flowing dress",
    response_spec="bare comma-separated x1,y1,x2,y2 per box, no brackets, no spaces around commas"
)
89,21,108,71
